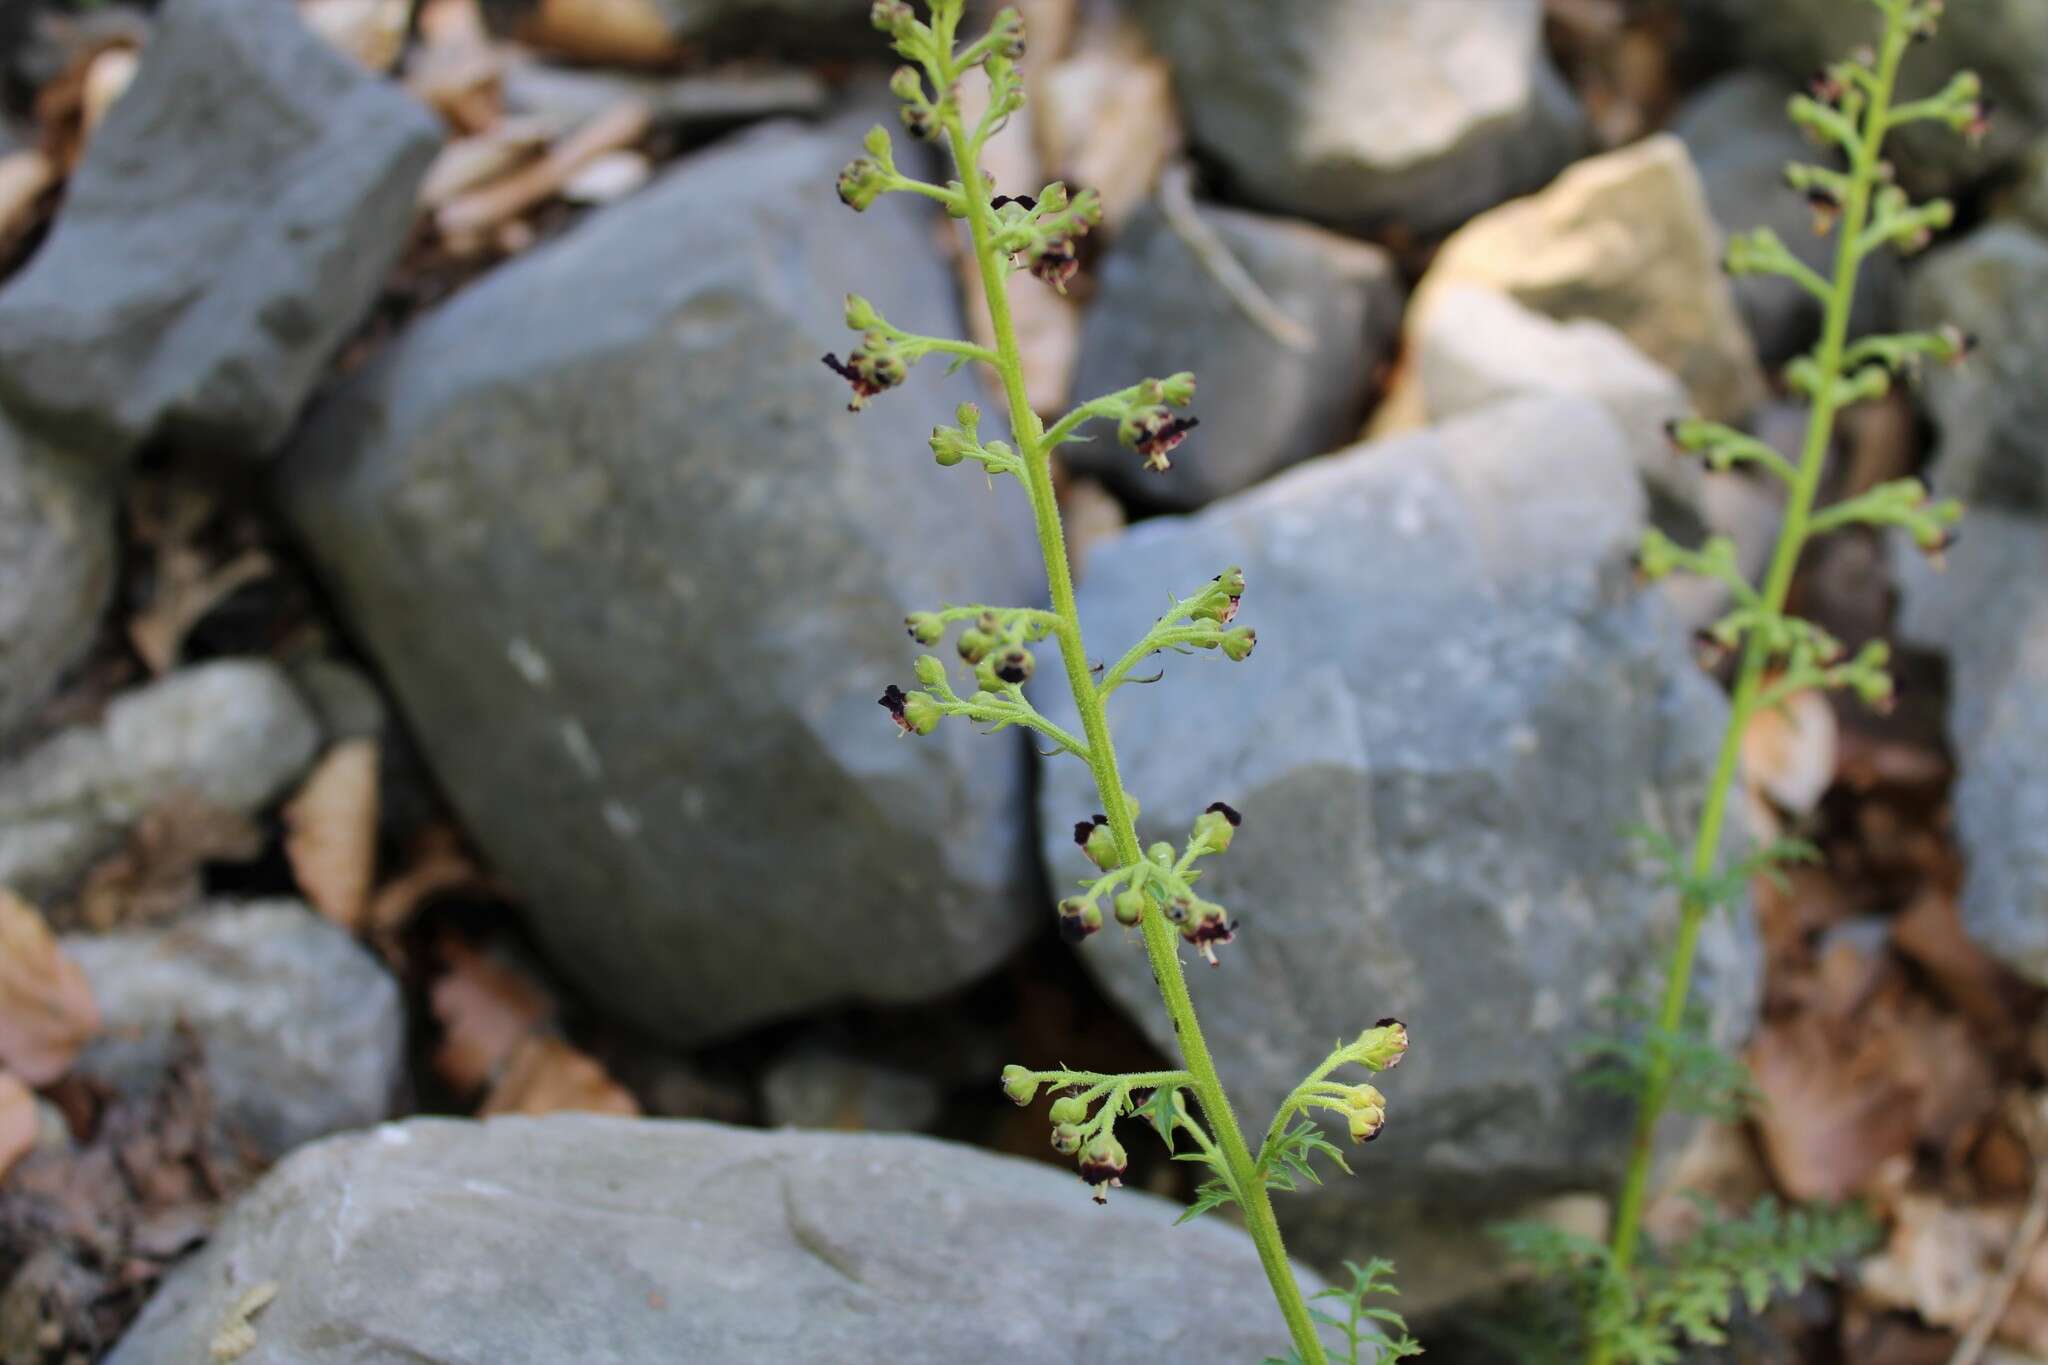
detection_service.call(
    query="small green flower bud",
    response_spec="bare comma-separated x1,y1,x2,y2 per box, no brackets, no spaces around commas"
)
863,124,894,163
1001,1064,1038,1106
957,628,995,663
984,6,1026,59
901,691,941,736
843,293,880,330
930,425,974,467
1121,790,1140,824
888,65,923,101
1114,888,1147,927
912,654,948,688
956,400,981,430
1148,841,1175,868
1056,896,1103,943
1356,1018,1409,1071
906,613,945,645
1345,1085,1388,1143
968,689,999,708
974,656,1001,691
1048,1094,1087,1126
1192,800,1240,853
992,645,1035,685
1078,1132,1128,1201
1074,813,1117,869
1050,1121,1084,1155
1221,627,1257,662
1154,372,1197,407
1183,618,1223,648
835,157,890,212
871,0,913,30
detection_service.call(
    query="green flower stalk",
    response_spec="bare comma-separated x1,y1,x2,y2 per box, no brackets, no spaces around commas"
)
1575,1,1980,1359
827,5,1415,1361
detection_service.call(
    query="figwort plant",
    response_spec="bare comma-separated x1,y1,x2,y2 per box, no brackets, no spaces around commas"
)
1505,2,1982,1360
830,4,1415,1361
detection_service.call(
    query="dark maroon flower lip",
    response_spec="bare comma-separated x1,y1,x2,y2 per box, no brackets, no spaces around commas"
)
1073,813,1108,846
879,684,912,733
1205,801,1241,826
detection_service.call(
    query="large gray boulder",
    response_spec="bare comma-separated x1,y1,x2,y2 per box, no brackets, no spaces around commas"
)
110,1115,1316,1364
1684,0,2048,193
0,414,114,744
1903,223,2048,511
0,660,321,902
64,900,404,1156
0,0,441,461
1895,513,2048,985
1035,395,1758,1309
1672,71,1900,364
1066,196,1403,510
1131,0,1583,236
278,118,1043,1045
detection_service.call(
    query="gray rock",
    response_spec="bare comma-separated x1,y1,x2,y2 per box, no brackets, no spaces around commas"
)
500,58,829,134
1034,395,1758,1309
1408,285,1698,517
277,118,1042,1045
1672,71,1900,364
1395,285,1784,629
761,1049,942,1132
1066,196,1403,510
1407,135,1768,423
0,413,114,744
0,659,320,901
110,1115,1316,1364
64,900,403,1156
1903,223,2048,511
1895,512,2048,984
1132,0,1583,236
1684,0,2048,194
0,0,441,460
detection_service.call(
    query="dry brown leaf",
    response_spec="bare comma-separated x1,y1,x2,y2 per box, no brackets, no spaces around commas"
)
75,797,265,932
0,1072,36,1181
418,123,552,211
435,98,652,245
1749,1010,1918,1201
1861,1191,2014,1332
0,890,98,1086
1743,688,1838,817
480,1035,638,1117
127,547,273,676
430,937,553,1094
1891,888,2028,1036
284,740,380,933
509,0,677,66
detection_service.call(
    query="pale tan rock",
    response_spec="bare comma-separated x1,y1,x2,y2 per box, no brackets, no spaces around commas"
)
1406,134,1767,422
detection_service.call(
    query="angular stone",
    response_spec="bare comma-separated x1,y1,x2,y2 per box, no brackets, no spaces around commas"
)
1065,196,1403,510
760,1049,942,1133
0,413,114,744
64,900,404,1156
0,660,321,902
1902,223,2048,512
1684,0,2048,194
1131,0,1583,236
1408,135,1768,422
1671,71,1900,364
1035,395,1758,1309
0,0,441,460
1894,512,2048,985
109,1115,1315,1364
277,118,1042,1045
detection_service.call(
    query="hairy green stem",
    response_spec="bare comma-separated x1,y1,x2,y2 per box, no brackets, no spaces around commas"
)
1592,19,1910,1360
942,106,1329,1365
